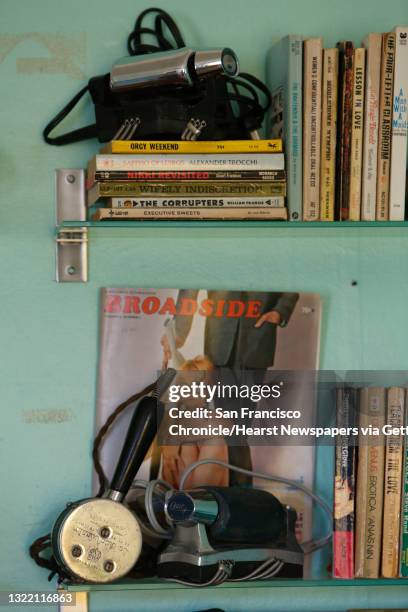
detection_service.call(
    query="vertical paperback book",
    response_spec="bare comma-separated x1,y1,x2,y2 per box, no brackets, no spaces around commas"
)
334,387,357,578
348,48,365,220
336,42,354,221
400,389,408,576
381,387,404,577
355,387,385,578
303,38,323,220
320,48,339,221
361,34,382,221
267,35,303,221
376,33,396,220
389,26,408,221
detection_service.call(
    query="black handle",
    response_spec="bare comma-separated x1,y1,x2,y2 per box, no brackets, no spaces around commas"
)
204,486,286,544
110,395,158,494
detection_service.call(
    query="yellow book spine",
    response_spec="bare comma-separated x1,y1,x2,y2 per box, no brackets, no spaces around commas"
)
355,388,385,578
376,33,395,220
382,387,404,578
320,48,339,221
348,48,365,221
101,139,283,154
87,181,287,205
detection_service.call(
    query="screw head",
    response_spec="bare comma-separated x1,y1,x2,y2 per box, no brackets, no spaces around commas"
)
100,526,111,539
67,266,76,276
66,174,75,184
71,545,82,558
104,560,115,573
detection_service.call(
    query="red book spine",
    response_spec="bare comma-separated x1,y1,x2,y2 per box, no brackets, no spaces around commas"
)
335,42,354,220
333,387,357,578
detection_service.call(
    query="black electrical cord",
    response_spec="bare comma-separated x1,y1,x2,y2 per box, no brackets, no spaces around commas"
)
43,7,271,145
126,7,271,126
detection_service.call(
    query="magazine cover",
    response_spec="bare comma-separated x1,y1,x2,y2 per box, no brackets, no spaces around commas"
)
95,287,321,563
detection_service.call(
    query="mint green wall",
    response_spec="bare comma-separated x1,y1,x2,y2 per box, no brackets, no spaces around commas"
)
1,0,407,610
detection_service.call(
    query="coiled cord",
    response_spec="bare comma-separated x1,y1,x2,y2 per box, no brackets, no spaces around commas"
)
126,7,271,129
132,458,333,554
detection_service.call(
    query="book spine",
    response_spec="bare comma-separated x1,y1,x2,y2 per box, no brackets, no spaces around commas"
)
334,387,357,578
389,27,408,221
87,182,287,205
93,153,285,172
382,386,404,577
320,48,339,221
336,42,354,221
109,196,285,208
400,389,408,576
348,48,366,221
102,139,283,154
355,387,385,578
287,36,303,221
91,169,286,183
303,38,323,220
93,207,288,221
267,36,303,222
361,34,382,221
376,33,396,220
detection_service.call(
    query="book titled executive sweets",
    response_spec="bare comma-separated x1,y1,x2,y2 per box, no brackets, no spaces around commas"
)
381,387,404,578
355,387,385,578
334,387,357,578
303,38,323,221
336,42,354,221
92,207,289,221
389,27,408,221
320,48,339,221
361,34,382,221
348,48,365,221
267,35,303,221
376,33,396,220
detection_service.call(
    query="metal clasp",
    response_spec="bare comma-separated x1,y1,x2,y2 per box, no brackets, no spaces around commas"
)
55,169,88,282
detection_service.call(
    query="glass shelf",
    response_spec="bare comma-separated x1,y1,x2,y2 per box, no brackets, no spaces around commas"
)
64,577,408,592
59,220,408,230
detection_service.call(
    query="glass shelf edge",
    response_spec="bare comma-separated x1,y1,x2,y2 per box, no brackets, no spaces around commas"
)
62,577,408,592
58,220,408,230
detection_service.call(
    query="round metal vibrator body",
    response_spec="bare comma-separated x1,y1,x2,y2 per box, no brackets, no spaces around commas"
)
53,497,142,583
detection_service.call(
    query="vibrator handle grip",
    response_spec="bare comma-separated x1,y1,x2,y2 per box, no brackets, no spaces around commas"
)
110,395,158,495
204,486,287,544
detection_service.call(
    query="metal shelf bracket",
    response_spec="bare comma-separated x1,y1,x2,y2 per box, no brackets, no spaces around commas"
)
55,169,88,282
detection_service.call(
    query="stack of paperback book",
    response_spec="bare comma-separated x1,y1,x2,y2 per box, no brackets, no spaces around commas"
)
334,386,408,579
267,27,408,221
87,139,288,221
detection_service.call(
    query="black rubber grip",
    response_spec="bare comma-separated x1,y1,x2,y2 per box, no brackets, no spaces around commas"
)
110,395,158,494
204,486,286,544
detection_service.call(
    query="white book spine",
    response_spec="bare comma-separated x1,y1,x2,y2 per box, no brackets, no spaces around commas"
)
303,38,323,220
94,154,285,172
389,27,408,221
361,33,382,221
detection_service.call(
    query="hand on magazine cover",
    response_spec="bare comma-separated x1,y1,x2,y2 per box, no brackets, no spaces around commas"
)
161,333,183,368
161,441,228,489
254,309,282,327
